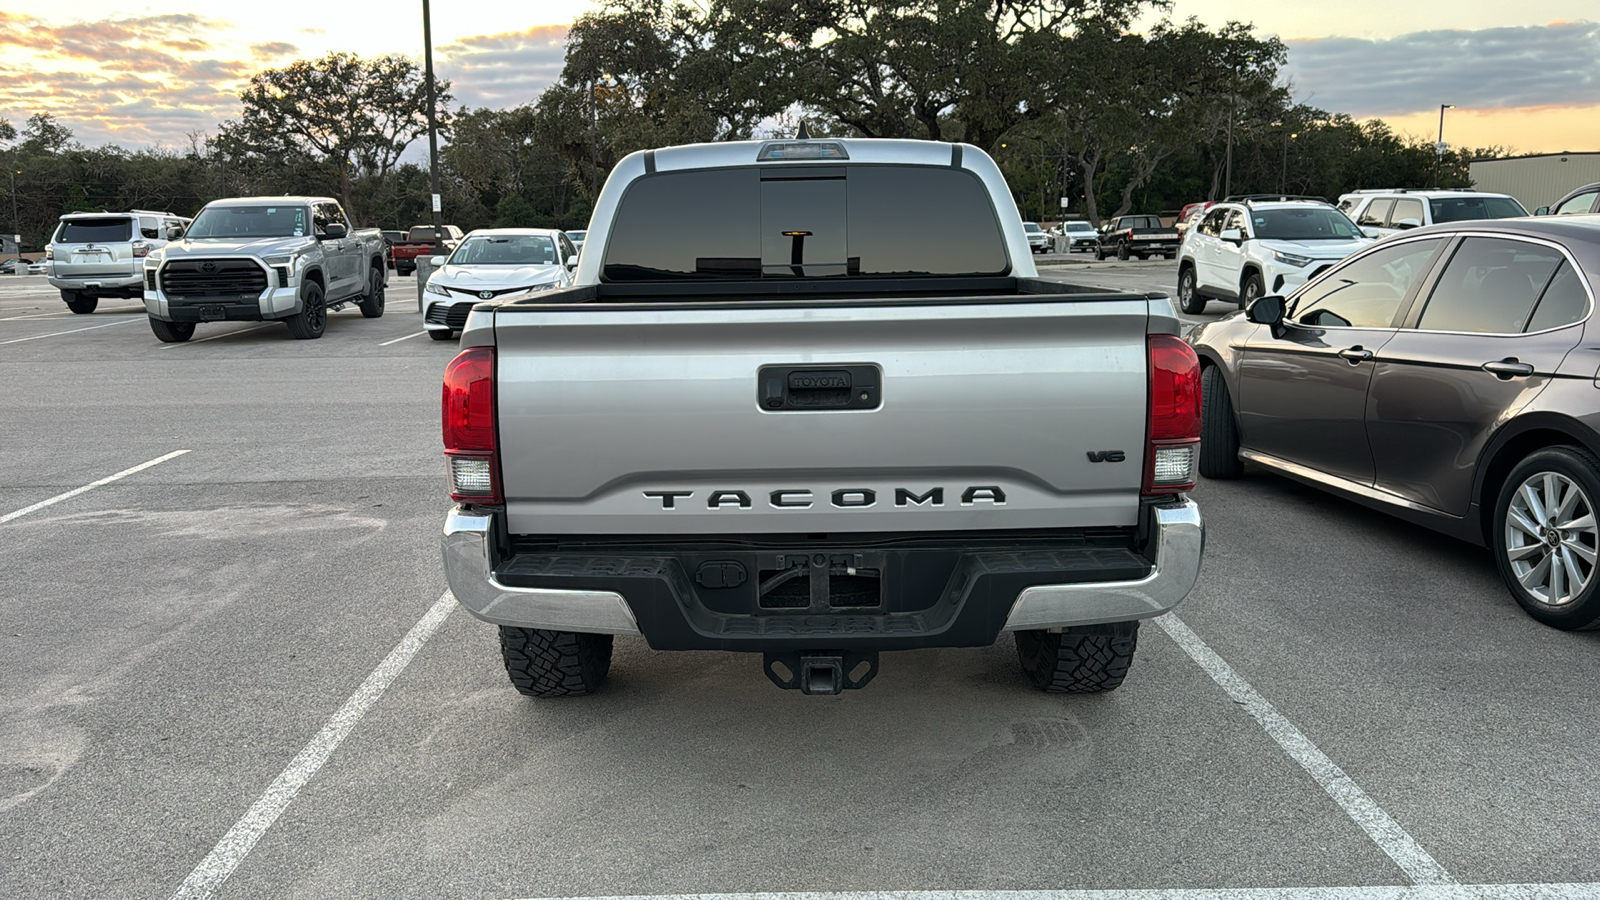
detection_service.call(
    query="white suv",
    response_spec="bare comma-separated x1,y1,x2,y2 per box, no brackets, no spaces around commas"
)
48,210,190,314
1174,199,1372,314
1337,190,1527,239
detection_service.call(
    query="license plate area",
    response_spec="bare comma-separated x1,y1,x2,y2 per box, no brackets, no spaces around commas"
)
199,306,226,321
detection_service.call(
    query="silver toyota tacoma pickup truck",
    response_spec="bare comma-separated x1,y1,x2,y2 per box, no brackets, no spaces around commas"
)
441,137,1204,697
143,196,388,342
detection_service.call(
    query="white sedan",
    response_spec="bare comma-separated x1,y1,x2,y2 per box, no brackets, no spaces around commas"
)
422,228,578,340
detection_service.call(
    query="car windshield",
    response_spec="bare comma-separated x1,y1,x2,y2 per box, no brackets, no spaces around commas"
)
56,218,132,243
1251,207,1362,240
449,235,559,266
186,206,310,239
1429,196,1528,222
1064,222,1094,232
1023,222,1043,233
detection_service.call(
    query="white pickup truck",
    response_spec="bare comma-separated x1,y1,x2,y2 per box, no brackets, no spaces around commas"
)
440,137,1205,697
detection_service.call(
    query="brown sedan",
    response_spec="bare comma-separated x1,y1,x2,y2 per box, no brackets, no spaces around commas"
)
1190,216,1600,629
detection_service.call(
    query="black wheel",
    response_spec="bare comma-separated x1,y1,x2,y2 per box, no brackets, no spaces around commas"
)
1177,265,1206,314
357,266,385,318
1094,247,1105,261
285,282,327,339
1117,243,1130,261
499,627,614,697
397,263,414,276
64,293,98,314
149,317,194,343
1015,622,1138,693
427,329,456,342
1240,271,1264,310
1492,446,1600,630
1199,364,1244,479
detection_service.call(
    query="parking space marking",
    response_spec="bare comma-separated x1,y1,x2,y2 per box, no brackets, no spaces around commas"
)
378,330,428,346
0,318,140,344
161,323,274,348
1154,615,1454,886
168,590,456,900
1,450,191,524
506,886,1600,900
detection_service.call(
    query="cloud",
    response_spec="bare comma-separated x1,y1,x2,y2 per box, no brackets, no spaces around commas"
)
438,25,568,109
1283,20,1600,117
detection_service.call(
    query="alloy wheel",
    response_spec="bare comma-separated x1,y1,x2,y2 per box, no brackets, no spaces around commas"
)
1505,471,1598,607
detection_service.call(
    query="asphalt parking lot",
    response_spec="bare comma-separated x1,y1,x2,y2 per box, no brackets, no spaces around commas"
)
3,266,1599,900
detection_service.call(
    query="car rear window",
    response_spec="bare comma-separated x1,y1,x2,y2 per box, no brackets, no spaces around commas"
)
1428,196,1528,223
56,217,132,243
602,165,1008,282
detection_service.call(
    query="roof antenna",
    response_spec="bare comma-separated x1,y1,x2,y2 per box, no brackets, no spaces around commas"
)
796,121,811,140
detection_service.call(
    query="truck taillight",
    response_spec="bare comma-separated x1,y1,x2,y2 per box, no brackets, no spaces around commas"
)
1144,334,1201,495
442,346,501,504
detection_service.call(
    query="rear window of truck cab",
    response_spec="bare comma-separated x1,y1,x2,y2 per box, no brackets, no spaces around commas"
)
601,165,1009,281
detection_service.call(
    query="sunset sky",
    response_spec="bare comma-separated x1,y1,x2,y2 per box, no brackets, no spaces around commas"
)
1,0,1597,157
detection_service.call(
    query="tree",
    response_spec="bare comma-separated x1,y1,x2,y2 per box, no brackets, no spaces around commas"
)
212,52,451,218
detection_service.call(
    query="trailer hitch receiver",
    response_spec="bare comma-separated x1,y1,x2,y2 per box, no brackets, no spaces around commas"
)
763,650,879,694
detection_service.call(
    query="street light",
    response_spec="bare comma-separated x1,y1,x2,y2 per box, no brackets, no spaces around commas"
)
8,169,18,255
1433,104,1455,187
1280,132,1298,194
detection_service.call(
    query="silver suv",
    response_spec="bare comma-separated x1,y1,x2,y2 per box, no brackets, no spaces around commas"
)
48,210,190,314
1337,190,1527,239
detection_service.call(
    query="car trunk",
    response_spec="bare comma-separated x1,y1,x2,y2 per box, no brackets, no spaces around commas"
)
52,217,138,280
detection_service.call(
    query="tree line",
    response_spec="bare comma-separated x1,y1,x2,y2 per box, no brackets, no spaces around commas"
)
1,0,1504,252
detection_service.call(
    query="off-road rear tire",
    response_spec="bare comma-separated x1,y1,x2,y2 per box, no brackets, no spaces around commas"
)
285,282,326,340
148,317,194,343
499,627,614,697
357,266,385,318
1200,364,1244,479
62,291,98,314
1015,622,1138,693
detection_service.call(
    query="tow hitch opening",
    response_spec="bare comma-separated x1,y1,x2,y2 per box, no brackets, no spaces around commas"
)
764,650,879,694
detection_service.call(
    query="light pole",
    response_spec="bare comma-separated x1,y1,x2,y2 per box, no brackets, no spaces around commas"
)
1280,131,1297,194
8,169,18,255
1433,103,1454,187
422,0,443,255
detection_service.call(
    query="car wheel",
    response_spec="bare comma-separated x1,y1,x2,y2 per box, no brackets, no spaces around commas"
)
357,266,385,318
1178,265,1206,315
285,282,327,340
427,329,456,342
1117,243,1130,261
1492,447,1600,630
64,293,98,314
1015,622,1138,693
1240,271,1264,310
148,317,194,343
1199,365,1244,479
499,627,613,697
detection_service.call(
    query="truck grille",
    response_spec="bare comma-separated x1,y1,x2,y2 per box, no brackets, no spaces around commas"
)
161,259,268,299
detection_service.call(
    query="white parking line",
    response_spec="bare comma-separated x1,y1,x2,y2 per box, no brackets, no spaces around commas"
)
378,330,427,346
0,450,191,524
161,323,273,348
1154,614,1454,886
0,318,139,344
504,887,1600,900
168,590,456,900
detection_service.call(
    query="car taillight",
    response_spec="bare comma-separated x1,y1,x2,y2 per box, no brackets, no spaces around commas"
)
132,241,150,258
442,346,501,504
1144,334,1201,495
1125,229,1135,240
44,246,54,261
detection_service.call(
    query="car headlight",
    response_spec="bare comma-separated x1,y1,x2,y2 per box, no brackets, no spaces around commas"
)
425,280,452,296
518,282,559,293
1272,250,1314,268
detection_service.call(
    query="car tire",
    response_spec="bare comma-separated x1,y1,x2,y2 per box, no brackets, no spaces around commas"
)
1117,243,1130,261
1015,622,1138,693
148,318,194,343
427,329,456,342
285,282,327,340
357,266,385,318
1199,365,1244,479
64,293,98,314
499,627,614,697
1491,446,1600,630
1240,271,1264,310
1178,265,1206,315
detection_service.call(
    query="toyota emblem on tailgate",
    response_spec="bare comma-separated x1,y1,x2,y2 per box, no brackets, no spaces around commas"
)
478,290,493,299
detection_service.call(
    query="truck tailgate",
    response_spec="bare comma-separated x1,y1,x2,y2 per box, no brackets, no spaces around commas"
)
493,298,1150,535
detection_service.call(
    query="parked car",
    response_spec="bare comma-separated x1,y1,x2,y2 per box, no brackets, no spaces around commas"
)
1095,214,1180,260
421,228,578,341
1022,221,1052,254
1175,199,1372,314
1535,183,1600,217
143,196,388,342
1191,215,1600,629
1338,190,1528,239
47,209,190,313
439,136,1204,698
27,259,46,275
564,229,587,254
0,257,30,274
1059,220,1098,252
390,224,464,275
380,230,406,269
1175,201,1217,235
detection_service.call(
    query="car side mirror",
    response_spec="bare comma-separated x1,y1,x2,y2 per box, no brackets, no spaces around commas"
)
321,223,348,239
165,225,184,240
1247,294,1285,328
1534,206,1550,216
1394,217,1421,230
429,255,448,267
1220,228,1243,244
565,254,578,269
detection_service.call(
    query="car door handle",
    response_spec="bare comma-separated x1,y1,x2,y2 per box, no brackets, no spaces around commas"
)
1337,346,1374,363
1481,358,1535,378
